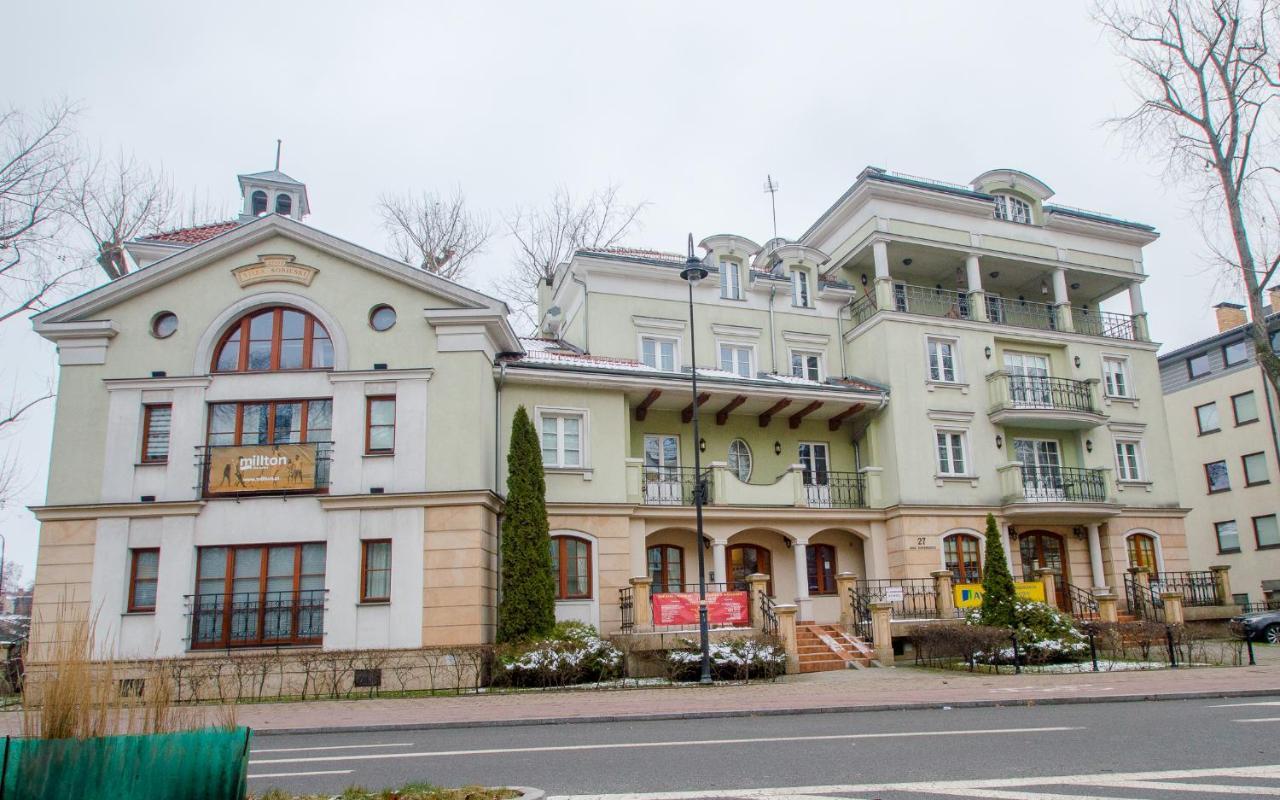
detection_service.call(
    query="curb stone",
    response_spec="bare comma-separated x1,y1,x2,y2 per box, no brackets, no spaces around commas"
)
510,789,544,800
253,685,1280,737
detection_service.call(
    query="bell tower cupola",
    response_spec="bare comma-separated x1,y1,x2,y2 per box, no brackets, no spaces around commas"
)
237,140,310,222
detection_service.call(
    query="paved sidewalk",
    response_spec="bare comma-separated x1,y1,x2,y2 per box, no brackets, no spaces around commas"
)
7,649,1277,737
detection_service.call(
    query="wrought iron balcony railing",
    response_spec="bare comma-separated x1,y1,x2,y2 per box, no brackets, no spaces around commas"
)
988,296,1058,332
893,283,972,320
641,466,712,506
988,372,1097,414
1020,465,1108,503
186,589,327,649
803,471,868,508
1072,308,1140,341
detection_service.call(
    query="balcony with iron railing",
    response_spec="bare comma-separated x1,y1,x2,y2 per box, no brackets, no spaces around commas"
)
986,372,1106,429
627,461,877,509
850,280,1148,343
998,463,1116,514
185,589,327,649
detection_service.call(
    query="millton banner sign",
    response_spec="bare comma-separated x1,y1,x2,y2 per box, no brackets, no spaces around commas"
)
206,443,318,494
650,591,750,626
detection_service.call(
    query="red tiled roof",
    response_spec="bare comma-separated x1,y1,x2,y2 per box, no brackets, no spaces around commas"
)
138,220,241,245
578,246,684,263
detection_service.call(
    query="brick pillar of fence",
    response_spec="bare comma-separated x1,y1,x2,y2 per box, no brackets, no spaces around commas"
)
836,572,858,627
1095,591,1119,623
932,570,955,618
870,601,895,666
1210,565,1233,606
1035,568,1059,610
629,576,653,629
1160,591,1186,625
747,573,770,631
775,603,799,674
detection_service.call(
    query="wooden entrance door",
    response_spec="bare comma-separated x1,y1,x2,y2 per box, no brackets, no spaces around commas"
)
1018,531,1068,600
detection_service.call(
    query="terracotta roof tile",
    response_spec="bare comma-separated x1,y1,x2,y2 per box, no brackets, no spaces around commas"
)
138,220,241,245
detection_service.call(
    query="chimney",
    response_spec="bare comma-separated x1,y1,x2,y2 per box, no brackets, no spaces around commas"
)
1270,285,1280,315
1214,302,1247,333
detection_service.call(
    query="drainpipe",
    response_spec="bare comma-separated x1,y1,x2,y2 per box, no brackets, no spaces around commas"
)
767,285,778,373
837,298,851,378
494,361,507,608
572,275,590,352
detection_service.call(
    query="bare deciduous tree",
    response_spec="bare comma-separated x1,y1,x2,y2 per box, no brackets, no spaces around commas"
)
498,185,647,333
66,150,176,280
378,189,491,282
0,103,79,325
1096,0,1280,394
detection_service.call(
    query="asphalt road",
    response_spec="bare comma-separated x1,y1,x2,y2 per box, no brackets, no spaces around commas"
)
246,695,1280,799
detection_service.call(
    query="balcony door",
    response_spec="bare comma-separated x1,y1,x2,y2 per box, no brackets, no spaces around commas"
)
643,434,681,504
1019,531,1068,599
1004,352,1052,408
193,543,325,648
798,442,831,507
1013,438,1065,501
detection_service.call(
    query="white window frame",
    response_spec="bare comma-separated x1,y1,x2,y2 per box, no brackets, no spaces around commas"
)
727,439,753,482
789,349,824,382
1102,355,1132,398
993,193,1032,224
1114,438,1145,482
716,341,755,378
719,258,743,300
934,428,971,476
791,268,812,308
638,334,680,373
536,406,589,470
926,336,961,383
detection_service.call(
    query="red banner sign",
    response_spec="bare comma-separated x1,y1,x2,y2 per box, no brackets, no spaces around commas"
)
651,591,750,626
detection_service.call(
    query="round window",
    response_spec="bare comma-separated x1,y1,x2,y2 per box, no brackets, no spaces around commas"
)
727,439,753,482
369,305,397,331
151,311,178,339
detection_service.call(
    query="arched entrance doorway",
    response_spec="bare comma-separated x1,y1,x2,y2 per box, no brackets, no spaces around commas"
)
1126,533,1159,574
1018,530,1068,599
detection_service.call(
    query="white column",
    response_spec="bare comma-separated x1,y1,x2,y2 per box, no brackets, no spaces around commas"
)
792,540,812,621
965,253,987,321
1052,266,1069,306
1128,282,1145,316
872,241,890,280
712,540,727,587
1087,523,1107,591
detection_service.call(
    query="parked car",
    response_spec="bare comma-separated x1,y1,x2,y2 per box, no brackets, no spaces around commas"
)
1233,610,1280,644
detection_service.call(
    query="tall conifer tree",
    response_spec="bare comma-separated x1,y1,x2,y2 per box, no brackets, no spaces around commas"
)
497,406,556,643
980,513,1017,627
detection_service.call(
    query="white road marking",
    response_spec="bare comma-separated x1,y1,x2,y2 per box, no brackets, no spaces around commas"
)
249,726,1082,766
546,763,1280,800
911,790,1133,800
251,742,415,754
1093,779,1280,795
248,769,354,780
1208,700,1280,707
1236,716,1280,722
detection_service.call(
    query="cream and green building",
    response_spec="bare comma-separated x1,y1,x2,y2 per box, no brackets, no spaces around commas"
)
26,163,1192,676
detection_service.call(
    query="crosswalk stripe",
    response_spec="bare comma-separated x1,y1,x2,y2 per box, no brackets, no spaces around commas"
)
1092,780,1280,795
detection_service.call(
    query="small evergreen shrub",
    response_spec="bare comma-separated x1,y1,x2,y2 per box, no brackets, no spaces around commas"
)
665,637,786,682
495,622,622,688
966,600,1088,664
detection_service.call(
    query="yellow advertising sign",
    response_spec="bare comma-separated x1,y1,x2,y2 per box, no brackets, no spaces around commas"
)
954,581,1047,609
206,444,317,494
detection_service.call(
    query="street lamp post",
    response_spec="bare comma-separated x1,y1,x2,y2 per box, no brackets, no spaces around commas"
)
679,234,713,686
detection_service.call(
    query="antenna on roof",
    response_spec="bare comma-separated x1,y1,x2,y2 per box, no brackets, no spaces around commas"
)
763,174,780,239
274,139,282,171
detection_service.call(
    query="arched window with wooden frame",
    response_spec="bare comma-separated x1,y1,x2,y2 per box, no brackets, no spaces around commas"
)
943,532,983,584
727,543,772,595
550,535,592,600
1127,532,1159,574
212,306,333,373
807,543,837,595
647,544,684,593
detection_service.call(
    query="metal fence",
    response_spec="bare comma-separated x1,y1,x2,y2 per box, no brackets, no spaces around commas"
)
641,466,712,506
804,471,868,508
619,587,634,632
1124,573,1165,622
187,589,326,649
848,585,873,641
1064,583,1099,621
857,578,943,620
997,374,1096,413
893,283,972,320
849,294,877,328
1151,571,1220,607
1072,308,1140,341
990,296,1057,331
759,591,779,637
1020,466,1108,503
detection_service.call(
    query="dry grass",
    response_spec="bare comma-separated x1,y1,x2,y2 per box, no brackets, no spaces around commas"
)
21,605,237,739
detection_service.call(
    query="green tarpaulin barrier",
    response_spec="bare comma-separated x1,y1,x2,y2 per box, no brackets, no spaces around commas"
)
1,726,251,800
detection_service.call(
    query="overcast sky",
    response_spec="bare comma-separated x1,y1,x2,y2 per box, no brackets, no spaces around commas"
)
1,1,1254,577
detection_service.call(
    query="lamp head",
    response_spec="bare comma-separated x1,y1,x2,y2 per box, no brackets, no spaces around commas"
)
680,233,708,285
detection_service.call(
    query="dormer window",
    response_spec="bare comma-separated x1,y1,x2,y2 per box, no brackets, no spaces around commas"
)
213,306,333,372
275,194,293,216
720,258,742,300
791,268,811,307
993,194,1032,224
251,191,268,216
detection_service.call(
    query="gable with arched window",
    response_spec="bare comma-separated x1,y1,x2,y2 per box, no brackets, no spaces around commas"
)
213,306,334,373
943,532,982,584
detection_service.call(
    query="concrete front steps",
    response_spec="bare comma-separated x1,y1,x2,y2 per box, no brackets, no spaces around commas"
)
795,623,875,672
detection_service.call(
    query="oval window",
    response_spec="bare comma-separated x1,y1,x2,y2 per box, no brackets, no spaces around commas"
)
151,311,178,339
369,305,397,331
727,439,752,482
